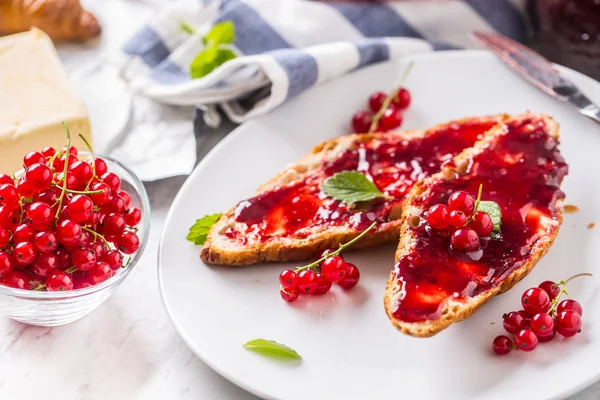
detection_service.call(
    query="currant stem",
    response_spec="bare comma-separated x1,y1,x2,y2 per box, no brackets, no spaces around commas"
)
368,61,414,133
81,226,111,248
33,283,46,291
64,266,78,274
54,123,72,222
294,221,377,273
50,183,103,195
564,272,593,285
466,184,483,224
78,133,96,191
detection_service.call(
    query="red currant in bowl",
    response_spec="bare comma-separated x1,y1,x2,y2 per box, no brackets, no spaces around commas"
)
0,151,149,327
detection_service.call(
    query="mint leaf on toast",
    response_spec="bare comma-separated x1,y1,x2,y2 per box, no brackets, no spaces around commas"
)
478,201,502,233
320,171,391,204
187,213,222,245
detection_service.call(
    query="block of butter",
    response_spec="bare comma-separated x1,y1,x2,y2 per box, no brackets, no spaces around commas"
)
0,28,92,174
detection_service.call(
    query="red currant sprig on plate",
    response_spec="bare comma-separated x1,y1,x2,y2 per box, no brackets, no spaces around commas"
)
492,272,592,355
350,62,413,134
278,222,375,302
0,125,143,292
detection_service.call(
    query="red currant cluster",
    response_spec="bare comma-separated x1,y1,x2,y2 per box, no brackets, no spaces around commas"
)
351,88,411,134
426,189,492,252
279,250,360,302
278,222,376,302
0,138,142,292
492,273,590,355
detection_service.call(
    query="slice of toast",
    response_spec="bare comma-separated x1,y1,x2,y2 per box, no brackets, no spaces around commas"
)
384,113,568,337
201,115,505,266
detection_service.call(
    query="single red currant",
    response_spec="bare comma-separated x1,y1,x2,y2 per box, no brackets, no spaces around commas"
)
13,242,37,266
392,87,411,109
55,247,72,269
0,251,14,275
73,247,97,271
0,184,18,206
72,271,93,289
338,263,360,290
23,151,45,168
312,274,333,295
46,270,74,291
279,270,298,290
468,211,493,237
492,335,513,355
521,287,551,314
90,182,111,205
33,254,57,277
0,206,19,230
25,163,52,190
101,250,123,271
117,190,132,208
63,146,78,157
321,255,347,283
103,196,126,214
14,224,35,243
94,158,108,177
556,310,582,337
16,178,36,198
297,270,319,294
67,194,94,223
530,313,555,338
515,329,538,352
368,91,387,113
503,311,528,334
557,299,583,316
448,191,475,214
351,111,373,133
280,287,300,302
69,161,93,186
2,270,29,289
35,188,58,205
379,107,403,131
0,174,13,186
101,172,121,193
116,231,140,254
448,210,467,228
27,202,53,230
88,262,113,284
450,228,480,252
427,204,450,229
41,146,56,158
538,280,561,301
124,207,142,226
57,219,83,246
102,213,125,236
538,328,557,343
33,231,58,254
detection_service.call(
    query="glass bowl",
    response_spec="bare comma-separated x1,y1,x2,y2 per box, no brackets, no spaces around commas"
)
0,153,151,326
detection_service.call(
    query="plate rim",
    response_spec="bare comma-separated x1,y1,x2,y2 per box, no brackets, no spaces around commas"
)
157,49,600,400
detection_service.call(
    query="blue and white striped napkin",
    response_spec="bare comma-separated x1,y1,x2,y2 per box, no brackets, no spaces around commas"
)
118,0,528,125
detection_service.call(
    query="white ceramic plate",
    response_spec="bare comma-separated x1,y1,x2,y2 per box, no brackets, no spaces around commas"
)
158,51,600,400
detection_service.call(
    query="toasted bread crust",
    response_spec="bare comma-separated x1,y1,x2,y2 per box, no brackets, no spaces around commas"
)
384,113,563,337
201,116,504,266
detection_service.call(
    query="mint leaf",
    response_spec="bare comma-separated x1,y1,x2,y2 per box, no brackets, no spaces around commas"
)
206,21,235,45
186,213,222,245
478,200,502,233
190,45,237,79
320,171,390,204
243,339,302,360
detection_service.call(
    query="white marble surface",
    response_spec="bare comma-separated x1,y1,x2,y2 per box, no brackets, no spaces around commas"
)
0,1,598,399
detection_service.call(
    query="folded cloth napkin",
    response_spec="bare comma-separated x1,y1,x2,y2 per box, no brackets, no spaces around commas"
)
118,0,528,125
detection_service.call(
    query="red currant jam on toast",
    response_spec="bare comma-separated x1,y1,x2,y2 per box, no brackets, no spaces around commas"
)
392,116,568,323
226,118,499,243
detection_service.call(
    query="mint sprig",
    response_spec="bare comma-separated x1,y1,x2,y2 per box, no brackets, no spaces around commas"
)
181,20,237,80
320,171,391,204
243,339,302,361
187,213,222,245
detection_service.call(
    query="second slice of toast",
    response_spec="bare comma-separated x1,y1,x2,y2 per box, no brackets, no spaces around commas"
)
201,116,505,266
384,113,568,337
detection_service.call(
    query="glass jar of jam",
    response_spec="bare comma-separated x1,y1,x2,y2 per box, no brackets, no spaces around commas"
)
529,0,600,80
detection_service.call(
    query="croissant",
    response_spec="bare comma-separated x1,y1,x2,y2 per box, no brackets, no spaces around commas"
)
0,0,101,41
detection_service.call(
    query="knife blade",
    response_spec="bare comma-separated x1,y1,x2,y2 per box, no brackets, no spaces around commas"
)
472,31,600,125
